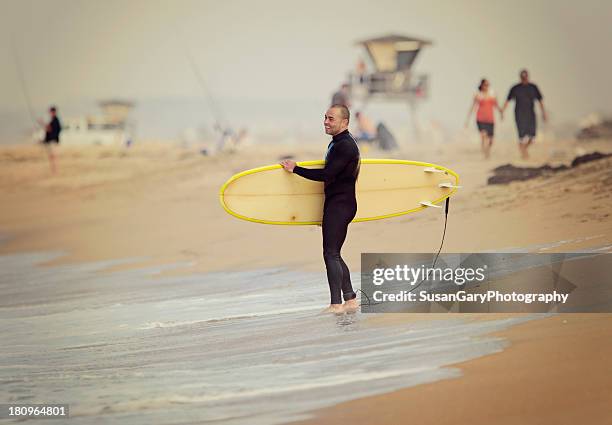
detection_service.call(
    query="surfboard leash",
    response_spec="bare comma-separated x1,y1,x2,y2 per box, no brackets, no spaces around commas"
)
358,197,450,308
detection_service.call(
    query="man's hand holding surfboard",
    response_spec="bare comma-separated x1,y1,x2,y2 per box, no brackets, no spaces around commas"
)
279,159,296,173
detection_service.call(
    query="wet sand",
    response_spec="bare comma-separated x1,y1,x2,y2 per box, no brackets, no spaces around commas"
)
0,252,544,424
288,314,612,425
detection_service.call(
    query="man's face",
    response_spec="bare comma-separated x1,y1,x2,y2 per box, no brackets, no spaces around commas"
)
49,109,56,117
520,71,529,83
324,107,347,136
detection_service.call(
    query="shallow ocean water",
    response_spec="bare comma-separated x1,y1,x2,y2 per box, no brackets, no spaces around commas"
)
0,251,540,424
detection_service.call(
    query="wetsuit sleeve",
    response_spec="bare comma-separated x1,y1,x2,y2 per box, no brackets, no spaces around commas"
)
294,142,351,183
293,164,324,181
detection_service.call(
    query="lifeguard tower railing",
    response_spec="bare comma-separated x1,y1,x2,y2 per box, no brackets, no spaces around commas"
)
349,71,428,99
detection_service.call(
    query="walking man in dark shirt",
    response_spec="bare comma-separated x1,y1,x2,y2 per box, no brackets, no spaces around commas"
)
280,105,361,314
39,106,62,174
502,69,547,159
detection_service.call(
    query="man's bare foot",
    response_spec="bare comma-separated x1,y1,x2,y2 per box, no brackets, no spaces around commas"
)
343,298,359,313
321,304,344,314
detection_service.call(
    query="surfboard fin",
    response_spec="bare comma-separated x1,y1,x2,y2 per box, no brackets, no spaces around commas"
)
424,167,447,174
420,201,442,208
438,182,462,189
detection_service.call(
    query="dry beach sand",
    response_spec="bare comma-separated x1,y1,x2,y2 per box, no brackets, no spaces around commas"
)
1,138,611,272
1,136,611,423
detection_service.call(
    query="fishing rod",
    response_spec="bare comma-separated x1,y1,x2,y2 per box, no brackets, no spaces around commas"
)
184,49,228,130
10,33,40,129
171,15,229,132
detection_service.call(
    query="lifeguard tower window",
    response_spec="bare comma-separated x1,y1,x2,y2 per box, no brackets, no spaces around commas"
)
397,50,418,70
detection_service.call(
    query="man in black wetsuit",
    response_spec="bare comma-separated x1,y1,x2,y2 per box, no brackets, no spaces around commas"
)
280,105,361,314
38,106,62,174
502,69,547,159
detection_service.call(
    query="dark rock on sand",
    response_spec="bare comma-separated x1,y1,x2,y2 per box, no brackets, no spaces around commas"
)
488,152,612,185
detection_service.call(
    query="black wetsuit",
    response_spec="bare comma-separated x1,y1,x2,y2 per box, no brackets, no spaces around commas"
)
294,129,361,304
506,83,543,139
44,117,61,144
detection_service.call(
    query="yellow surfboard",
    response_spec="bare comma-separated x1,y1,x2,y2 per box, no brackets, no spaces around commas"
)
219,159,460,225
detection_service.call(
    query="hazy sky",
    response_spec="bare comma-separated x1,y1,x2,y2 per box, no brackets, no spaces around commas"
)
1,0,611,140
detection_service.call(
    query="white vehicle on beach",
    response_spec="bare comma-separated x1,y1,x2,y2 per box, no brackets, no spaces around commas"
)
34,100,135,147
58,117,134,147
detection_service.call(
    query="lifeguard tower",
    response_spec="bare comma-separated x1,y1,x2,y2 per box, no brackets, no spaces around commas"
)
98,100,134,126
348,34,432,140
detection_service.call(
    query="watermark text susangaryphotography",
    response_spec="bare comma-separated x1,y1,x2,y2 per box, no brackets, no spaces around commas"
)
360,253,612,313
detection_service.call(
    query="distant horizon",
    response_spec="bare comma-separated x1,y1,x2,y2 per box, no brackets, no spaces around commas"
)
2,0,611,144
0,94,589,146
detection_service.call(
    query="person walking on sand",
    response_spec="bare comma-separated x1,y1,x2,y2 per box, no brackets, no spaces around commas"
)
331,83,351,108
502,69,547,159
38,106,62,174
280,105,360,314
465,79,502,159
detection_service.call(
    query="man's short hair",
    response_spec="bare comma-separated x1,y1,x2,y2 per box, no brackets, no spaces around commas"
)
330,104,350,123
49,106,57,112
